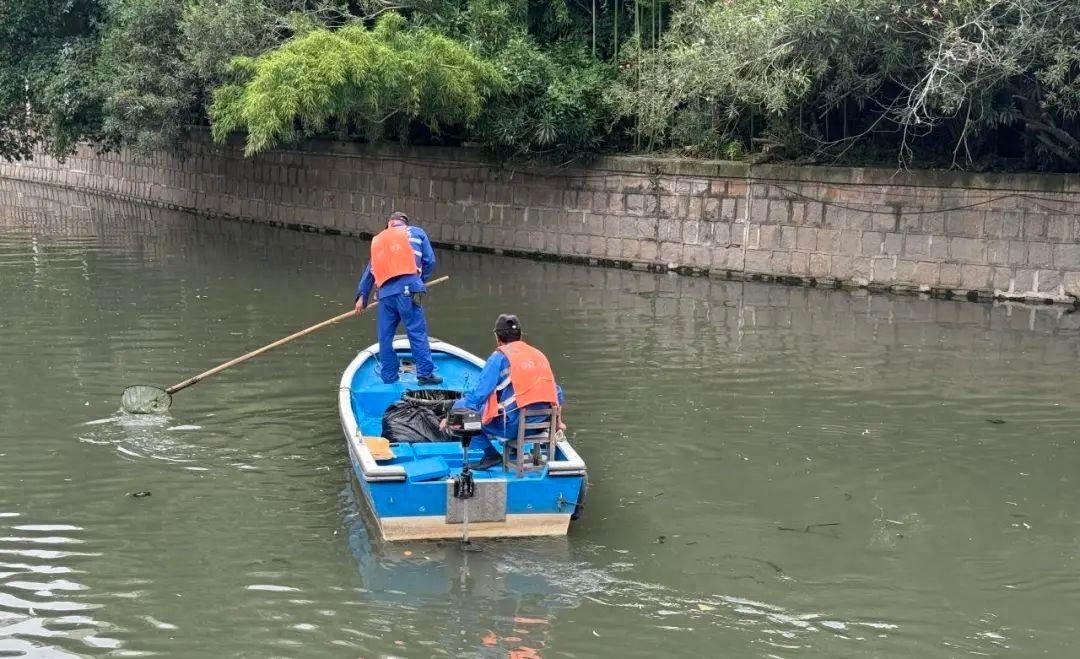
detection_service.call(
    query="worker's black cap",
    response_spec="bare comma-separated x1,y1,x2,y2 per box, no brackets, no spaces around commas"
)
388,211,410,226
494,314,521,333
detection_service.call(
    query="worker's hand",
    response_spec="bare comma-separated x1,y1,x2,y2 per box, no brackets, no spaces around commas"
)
558,420,567,432
354,297,365,313
439,418,448,431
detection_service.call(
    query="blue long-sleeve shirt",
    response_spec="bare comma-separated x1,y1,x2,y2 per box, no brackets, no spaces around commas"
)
455,350,565,438
355,225,436,303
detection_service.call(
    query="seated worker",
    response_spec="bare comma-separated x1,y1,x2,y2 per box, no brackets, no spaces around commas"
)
445,314,565,470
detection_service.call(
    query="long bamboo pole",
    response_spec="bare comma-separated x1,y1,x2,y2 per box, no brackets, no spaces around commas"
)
163,276,451,395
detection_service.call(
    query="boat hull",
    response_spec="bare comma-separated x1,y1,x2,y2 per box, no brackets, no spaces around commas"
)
340,337,586,542
377,514,570,542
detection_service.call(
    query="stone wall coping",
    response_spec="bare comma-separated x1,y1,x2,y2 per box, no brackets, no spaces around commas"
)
203,129,1080,195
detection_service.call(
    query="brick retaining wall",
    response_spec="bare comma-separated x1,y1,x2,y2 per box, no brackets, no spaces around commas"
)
3,132,1080,304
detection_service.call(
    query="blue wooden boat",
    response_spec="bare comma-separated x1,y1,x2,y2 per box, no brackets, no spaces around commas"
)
339,336,587,541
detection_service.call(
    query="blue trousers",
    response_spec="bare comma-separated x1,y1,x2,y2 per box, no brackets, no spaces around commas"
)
471,434,501,458
471,433,530,460
377,293,434,382
472,416,527,458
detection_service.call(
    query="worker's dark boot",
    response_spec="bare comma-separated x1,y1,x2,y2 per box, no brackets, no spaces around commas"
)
416,374,443,385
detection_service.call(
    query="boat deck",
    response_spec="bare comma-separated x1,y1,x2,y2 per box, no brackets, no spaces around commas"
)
349,350,479,437
378,442,554,482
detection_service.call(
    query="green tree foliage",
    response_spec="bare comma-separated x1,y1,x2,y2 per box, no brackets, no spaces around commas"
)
182,0,293,85
616,0,1080,169
477,36,614,159
96,0,330,153
6,0,1080,171
39,37,105,157
96,0,195,152
209,13,507,155
456,0,615,159
0,0,101,160
182,0,352,85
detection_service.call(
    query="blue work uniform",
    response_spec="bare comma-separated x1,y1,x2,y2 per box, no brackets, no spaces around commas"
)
355,225,437,383
453,350,565,458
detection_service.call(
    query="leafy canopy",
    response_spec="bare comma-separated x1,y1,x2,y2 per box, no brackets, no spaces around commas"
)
476,34,615,160
210,13,507,155
6,0,1080,170
0,0,100,160
614,0,1080,169
96,0,195,152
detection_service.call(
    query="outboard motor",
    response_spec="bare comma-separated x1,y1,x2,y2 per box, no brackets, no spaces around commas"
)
446,407,484,500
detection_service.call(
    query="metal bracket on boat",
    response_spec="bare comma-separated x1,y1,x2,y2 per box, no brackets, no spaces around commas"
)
452,469,475,499
446,480,506,524
556,493,580,511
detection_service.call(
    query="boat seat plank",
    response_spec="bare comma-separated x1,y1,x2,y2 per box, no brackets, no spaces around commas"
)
363,436,395,461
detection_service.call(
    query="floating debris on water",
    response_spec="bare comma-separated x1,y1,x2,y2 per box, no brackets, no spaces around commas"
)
246,584,300,592
167,425,201,431
128,491,151,498
778,522,840,535
987,418,1006,424
142,615,178,631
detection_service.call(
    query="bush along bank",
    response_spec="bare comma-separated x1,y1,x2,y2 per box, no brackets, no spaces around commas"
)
4,0,1080,173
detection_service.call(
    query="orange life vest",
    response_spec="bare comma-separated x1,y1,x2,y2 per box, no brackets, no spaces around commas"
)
370,226,419,287
482,341,559,424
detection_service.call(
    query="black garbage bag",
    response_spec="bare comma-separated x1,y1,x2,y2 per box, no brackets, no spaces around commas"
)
401,389,462,417
381,400,451,443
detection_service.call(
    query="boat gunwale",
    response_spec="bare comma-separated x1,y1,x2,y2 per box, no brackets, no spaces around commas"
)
338,337,484,482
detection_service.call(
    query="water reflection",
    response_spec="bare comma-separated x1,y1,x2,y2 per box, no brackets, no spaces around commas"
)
3,179,1080,657
0,514,119,657
340,476,908,657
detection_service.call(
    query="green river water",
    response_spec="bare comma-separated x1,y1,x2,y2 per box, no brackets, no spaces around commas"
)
2,180,1080,657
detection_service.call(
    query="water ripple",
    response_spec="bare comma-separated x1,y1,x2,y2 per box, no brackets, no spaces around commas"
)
4,180,1080,656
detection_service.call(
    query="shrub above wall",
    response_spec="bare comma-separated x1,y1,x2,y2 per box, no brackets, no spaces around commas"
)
6,0,1080,171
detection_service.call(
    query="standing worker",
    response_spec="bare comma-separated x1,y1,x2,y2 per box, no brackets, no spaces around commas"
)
355,212,442,385
444,314,564,470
